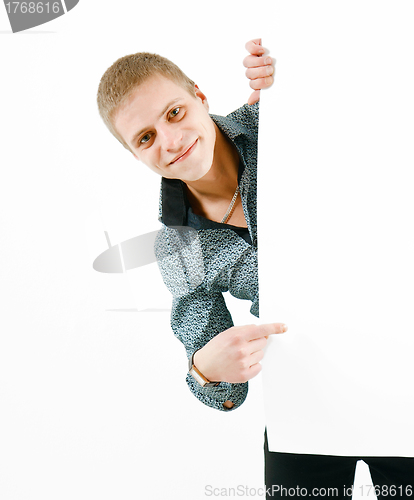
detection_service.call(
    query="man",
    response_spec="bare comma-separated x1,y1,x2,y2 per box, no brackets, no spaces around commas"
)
97,40,281,412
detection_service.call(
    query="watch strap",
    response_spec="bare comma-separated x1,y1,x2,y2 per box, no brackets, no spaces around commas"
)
188,350,220,387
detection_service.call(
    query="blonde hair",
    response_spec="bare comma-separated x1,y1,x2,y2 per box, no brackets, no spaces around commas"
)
97,52,196,150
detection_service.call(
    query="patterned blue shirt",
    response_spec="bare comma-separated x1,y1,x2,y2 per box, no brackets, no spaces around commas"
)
155,103,259,411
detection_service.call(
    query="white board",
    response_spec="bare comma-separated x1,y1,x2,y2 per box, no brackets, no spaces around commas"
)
258,1,414,456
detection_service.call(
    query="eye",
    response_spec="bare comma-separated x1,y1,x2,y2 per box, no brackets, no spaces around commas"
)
139,133,152,145
169,107,181,119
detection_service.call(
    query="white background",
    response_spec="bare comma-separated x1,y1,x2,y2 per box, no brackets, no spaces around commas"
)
0,2,268,499
0,1,379,498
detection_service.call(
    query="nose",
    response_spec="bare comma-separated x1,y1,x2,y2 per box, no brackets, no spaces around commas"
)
157,123,182,151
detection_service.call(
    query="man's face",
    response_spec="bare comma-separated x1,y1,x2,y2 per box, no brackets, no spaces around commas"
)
113,75,216,183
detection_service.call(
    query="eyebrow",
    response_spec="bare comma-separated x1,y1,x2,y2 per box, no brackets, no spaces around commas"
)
130,98,181,146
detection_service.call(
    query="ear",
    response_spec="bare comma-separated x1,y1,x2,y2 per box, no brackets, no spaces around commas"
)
194,84,209,111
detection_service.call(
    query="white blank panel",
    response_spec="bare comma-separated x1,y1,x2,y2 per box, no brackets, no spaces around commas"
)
259,1,414,456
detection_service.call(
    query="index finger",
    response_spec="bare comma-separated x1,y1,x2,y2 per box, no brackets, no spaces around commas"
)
247,323,288,341
245,38,265,56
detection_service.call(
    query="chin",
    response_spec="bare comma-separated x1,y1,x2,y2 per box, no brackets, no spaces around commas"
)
174,162,213,183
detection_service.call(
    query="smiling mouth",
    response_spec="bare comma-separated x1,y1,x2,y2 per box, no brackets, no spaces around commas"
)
169,139,198,165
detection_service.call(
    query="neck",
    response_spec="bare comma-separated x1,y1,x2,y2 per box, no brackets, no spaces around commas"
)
183,124,244,225
185,123,240,202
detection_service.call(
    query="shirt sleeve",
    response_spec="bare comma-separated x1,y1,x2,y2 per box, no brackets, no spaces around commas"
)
172,288,248,411
154,226,249,412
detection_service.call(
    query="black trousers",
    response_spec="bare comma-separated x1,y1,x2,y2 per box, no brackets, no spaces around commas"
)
264,430,414,499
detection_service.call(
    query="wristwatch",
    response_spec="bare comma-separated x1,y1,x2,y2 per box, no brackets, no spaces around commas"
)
188,350,220,387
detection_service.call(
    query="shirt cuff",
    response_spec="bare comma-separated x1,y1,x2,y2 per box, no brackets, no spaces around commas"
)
186,373,248,412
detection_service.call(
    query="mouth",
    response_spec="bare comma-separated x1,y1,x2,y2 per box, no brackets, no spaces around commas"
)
169,139,198,165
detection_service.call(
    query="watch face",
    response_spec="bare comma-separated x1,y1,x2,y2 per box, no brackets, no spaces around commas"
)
189,366,208,387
